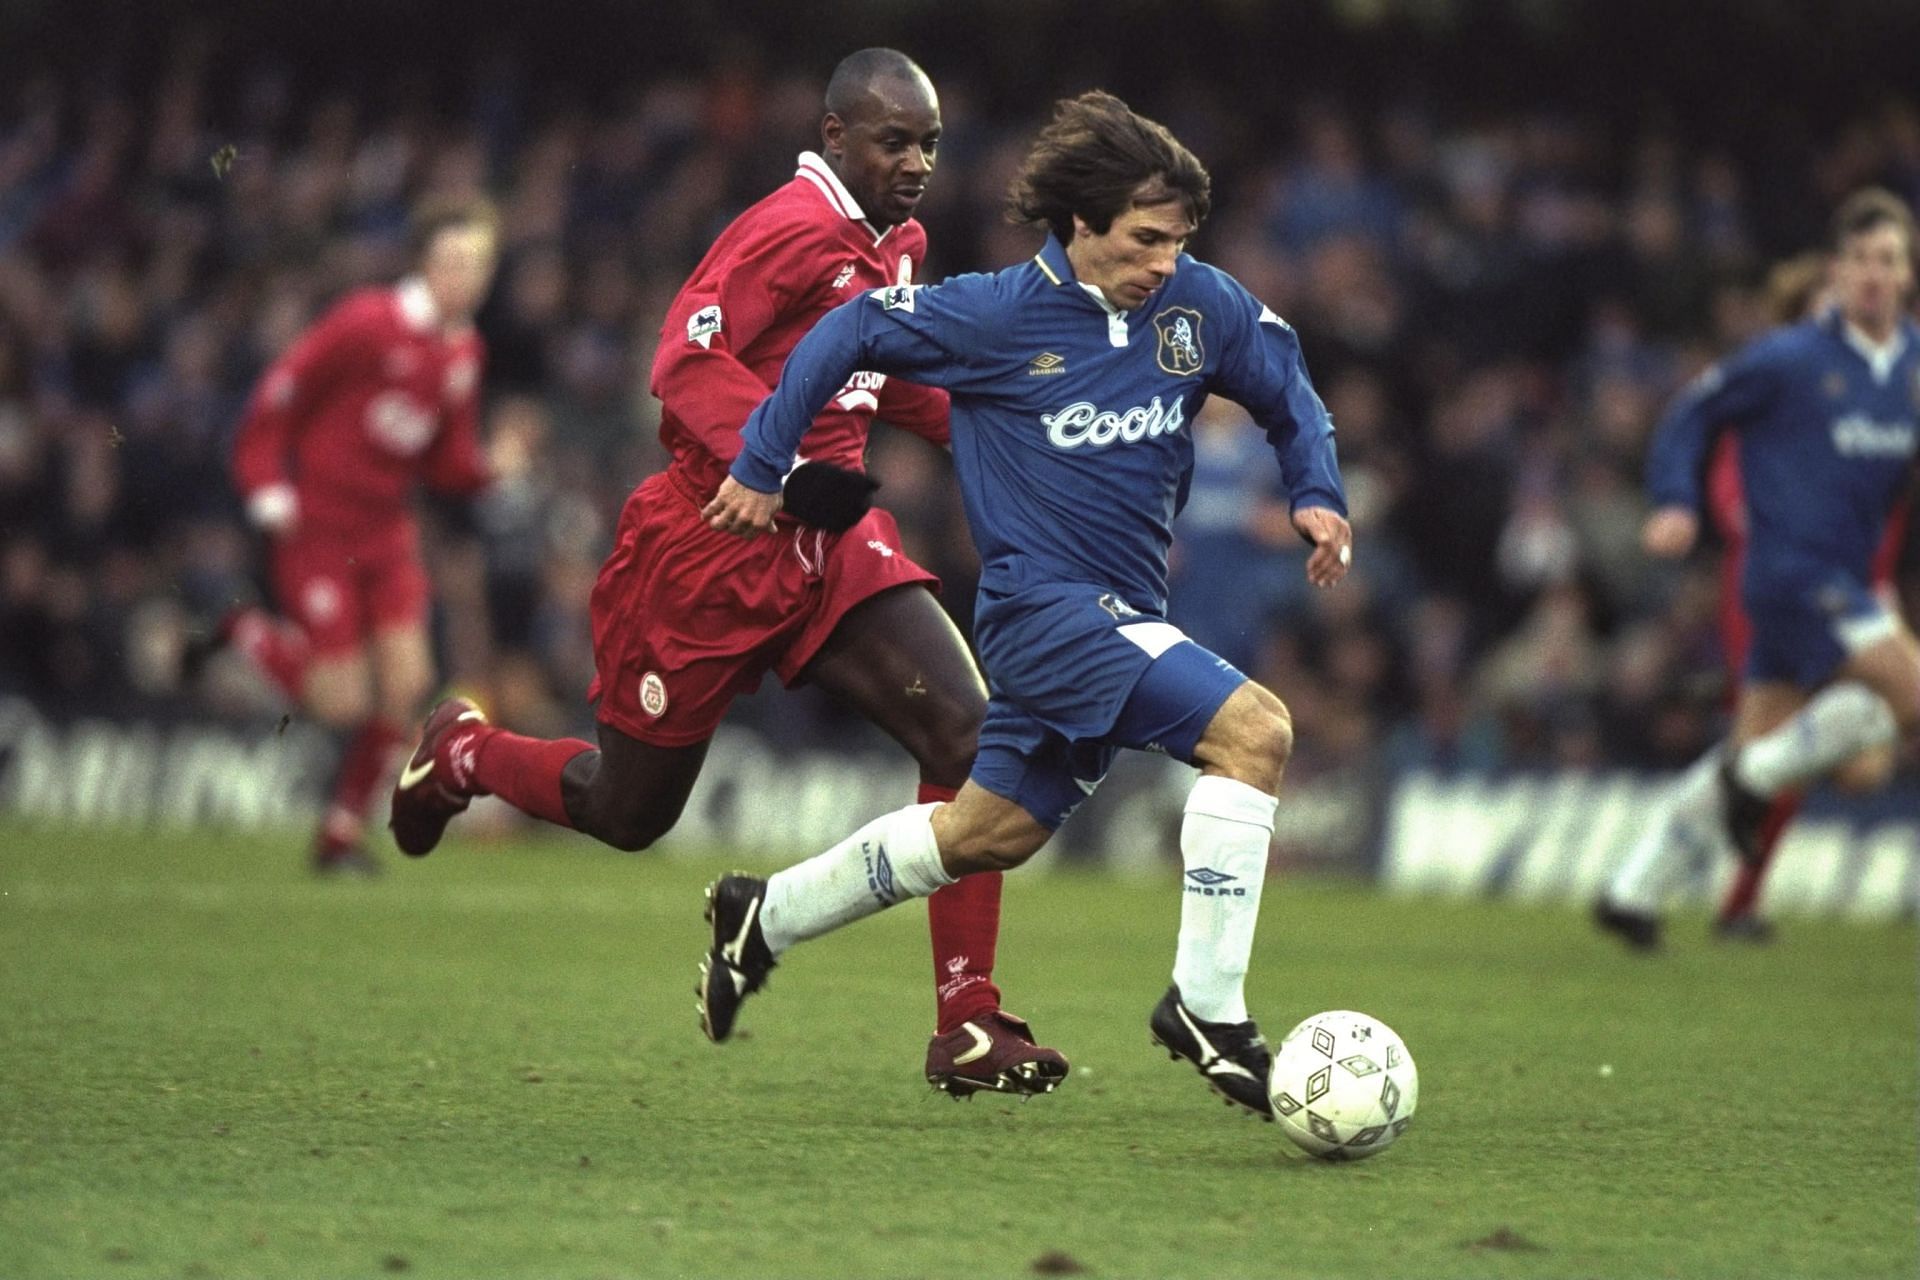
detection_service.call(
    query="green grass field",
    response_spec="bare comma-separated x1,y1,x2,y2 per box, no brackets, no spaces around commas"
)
2,820,1914,1280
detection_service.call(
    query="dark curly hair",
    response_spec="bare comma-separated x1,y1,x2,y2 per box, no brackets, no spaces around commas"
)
1007,90,1211,245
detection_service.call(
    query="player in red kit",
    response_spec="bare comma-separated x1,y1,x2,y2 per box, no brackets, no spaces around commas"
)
227,198,499,875
389,50,1069,1097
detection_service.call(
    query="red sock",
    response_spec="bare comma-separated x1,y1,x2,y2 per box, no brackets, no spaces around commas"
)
229,607,309,702
1719,792,1802,922
466,727,592,828
320,718,408,847
922,782,1004,1033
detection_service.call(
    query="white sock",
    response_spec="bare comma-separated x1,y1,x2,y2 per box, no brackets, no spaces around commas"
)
1171,776,1278,1024
759,803,953,956
1607,749,1723,914
1734,682,1899,797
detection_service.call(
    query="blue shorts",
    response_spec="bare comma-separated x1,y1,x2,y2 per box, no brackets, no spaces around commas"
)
969,583,1247,829
1744,556,1898,687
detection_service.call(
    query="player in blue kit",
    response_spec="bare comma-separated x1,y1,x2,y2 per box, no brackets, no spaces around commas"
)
695,91,1352,1117
1597,188,1920,949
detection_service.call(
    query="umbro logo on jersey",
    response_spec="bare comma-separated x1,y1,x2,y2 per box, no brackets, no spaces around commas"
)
831,263,856,289
1028,352,1067,376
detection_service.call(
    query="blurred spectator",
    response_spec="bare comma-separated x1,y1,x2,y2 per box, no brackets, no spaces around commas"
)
0,17,1911,797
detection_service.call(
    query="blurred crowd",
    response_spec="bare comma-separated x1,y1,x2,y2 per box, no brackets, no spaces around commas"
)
1,34,1917,782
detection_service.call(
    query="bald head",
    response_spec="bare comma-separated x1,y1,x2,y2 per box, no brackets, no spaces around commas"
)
819,49,942,229
824,48,932,122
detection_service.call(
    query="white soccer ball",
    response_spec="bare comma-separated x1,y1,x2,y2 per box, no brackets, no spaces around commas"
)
1267,1010,1418,1161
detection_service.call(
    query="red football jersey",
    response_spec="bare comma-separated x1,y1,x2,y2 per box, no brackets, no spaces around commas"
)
232,278,490,542
651,151,950,501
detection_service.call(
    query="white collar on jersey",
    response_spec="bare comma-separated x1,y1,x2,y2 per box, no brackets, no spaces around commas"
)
795,151,893,245
1076,280,1132,349
1840,317,1907,384
396,276,441,333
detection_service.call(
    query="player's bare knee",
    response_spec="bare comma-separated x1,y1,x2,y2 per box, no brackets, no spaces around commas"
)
935,809,1048,875
1257,698,1295,769
1211,692,1292,785
947,838,1041,875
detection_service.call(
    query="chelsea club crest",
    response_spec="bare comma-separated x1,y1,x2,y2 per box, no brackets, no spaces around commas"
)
1154,307,1205,376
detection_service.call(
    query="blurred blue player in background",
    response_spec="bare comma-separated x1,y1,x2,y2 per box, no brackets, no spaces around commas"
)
1597,188,1920,949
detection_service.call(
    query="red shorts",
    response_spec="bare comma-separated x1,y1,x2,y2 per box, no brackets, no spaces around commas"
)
588,469,939,746
270,524,429,658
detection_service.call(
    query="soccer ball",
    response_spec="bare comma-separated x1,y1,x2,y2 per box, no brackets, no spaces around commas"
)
1267,1010,1418,1161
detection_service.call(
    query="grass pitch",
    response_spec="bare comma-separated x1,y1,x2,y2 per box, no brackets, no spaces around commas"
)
2,820,1914,1280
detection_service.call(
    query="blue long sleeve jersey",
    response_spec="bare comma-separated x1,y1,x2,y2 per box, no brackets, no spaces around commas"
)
733,234,1346,615
1645,310,1920,576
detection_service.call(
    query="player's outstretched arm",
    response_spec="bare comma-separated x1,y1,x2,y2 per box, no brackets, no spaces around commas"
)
732,280,973,496
731,301,873,494
1292,506,1353,588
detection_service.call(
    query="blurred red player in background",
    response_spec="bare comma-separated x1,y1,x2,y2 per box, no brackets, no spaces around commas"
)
225,197,500,875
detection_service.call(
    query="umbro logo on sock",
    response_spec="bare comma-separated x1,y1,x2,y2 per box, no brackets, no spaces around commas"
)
1185,867,1247,897
862,841,897,905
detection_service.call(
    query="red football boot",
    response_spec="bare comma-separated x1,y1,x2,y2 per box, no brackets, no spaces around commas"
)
388,697,487,856
925,1010,1070,1099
